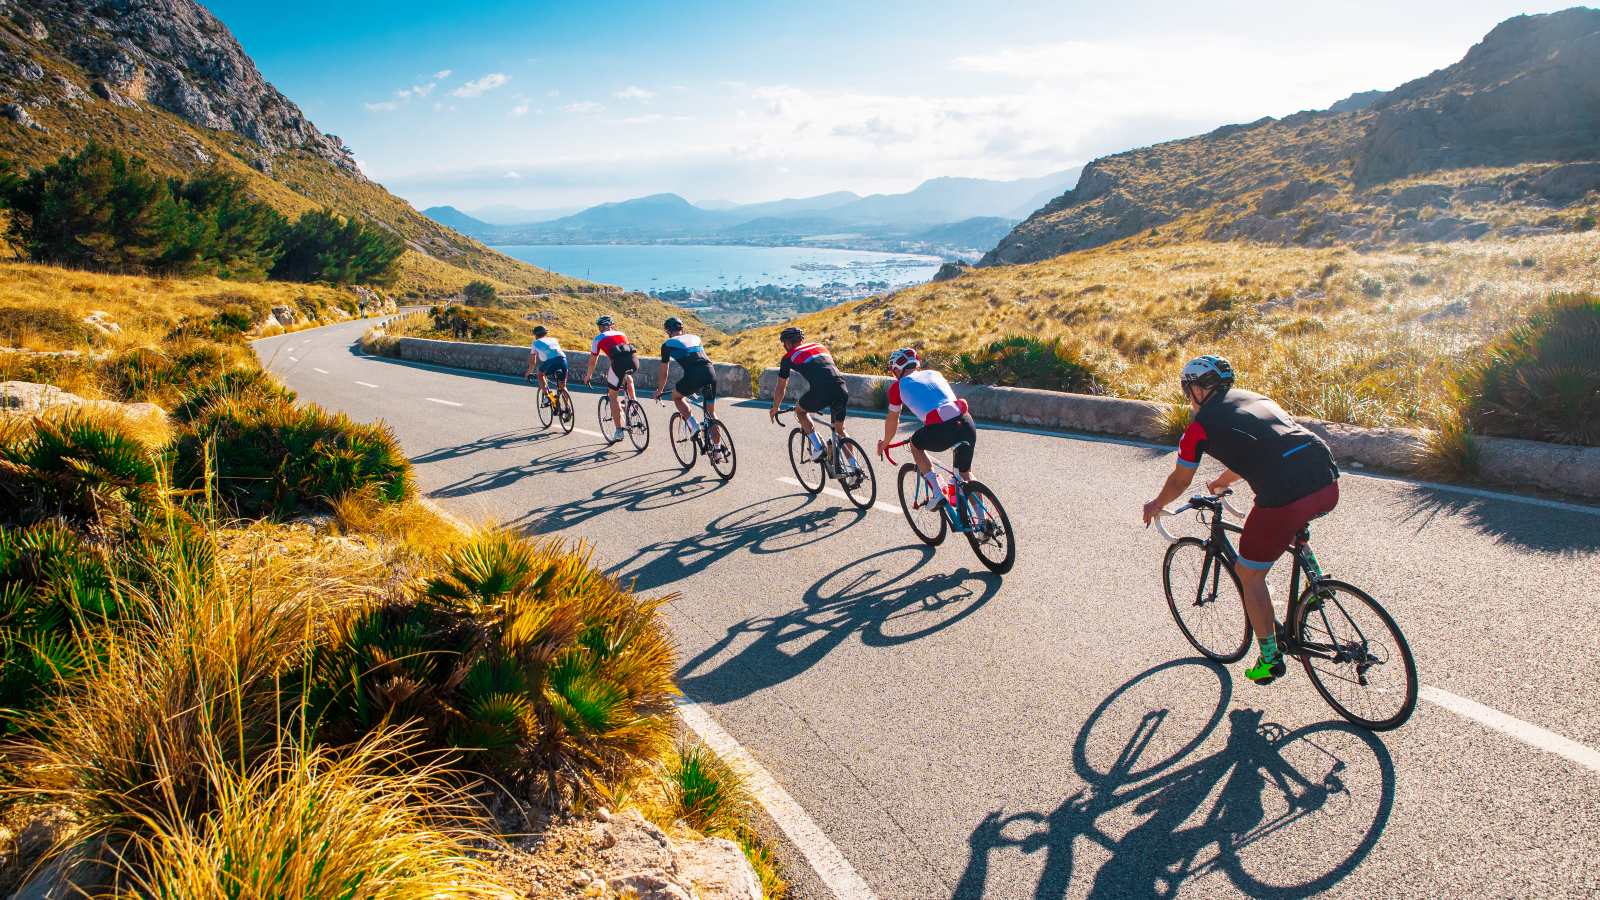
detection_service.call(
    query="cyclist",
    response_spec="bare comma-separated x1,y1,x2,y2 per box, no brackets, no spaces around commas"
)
652,316,719,434
1141,355,1340,686
768,326,852,463
583,315,639,444
522,325,568,393
875,347,976,506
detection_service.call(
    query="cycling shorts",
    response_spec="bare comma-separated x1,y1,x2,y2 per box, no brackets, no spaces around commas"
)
674,362,717,404
604,357,637,390
799,378,849,422
911,413,976,472
1238,481,1340,570
538,358,569,381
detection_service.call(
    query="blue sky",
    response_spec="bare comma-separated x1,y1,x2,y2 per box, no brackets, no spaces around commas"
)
206,0,1579,212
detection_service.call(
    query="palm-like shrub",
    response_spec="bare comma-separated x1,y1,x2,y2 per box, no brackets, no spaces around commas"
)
1460,293,1600,446
0,412,164,527
306,531,678,805
950,336,1103,394
169,368,296,424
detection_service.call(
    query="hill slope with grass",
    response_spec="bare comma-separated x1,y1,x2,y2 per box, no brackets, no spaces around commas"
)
983,8,1600,266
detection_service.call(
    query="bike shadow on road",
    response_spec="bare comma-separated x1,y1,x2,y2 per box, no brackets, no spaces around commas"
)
1391,485,1600,555
429,439,643,498
605,492,870,594
953,659,1396,899
676,544,1001,704
412,427,565,465
508,467,728,535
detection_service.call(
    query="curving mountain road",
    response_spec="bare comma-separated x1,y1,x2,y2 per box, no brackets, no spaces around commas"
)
257,318,1600,899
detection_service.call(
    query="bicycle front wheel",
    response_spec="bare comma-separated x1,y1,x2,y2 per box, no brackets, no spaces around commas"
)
705,419,737,481
669,413,698,469
557,389,575,434
536,389,554,428
1294,579,1418,731
595,395,612,437
835,437,877,510
961,481,1016,575
788,429,825,494
896,464,946,546
1163,538,1251,662
625,399,649,451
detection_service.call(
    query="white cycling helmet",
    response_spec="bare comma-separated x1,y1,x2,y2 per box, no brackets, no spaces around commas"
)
888,347,921,376
1180,355,1235,393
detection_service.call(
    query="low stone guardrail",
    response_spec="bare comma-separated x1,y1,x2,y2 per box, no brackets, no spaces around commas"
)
387,336,754,399
757,368,1600,500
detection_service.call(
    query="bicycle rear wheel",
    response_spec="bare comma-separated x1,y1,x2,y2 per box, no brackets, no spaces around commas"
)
1293,579,1417,731
625,399,649,451
705,419,737,481
896,463,946,546
834,437,877,510
961,481,1015,575
669,413,697,469
536,389,554,428
557,389,575,434
788,428,825,494
1162,538,1251,662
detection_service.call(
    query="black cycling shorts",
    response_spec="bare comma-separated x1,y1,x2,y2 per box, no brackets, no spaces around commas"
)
799,378,849,422
604,353,637,390
674,362,717,403
911,413,976,472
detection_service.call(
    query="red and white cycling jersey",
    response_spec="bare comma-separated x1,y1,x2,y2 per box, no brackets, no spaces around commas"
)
887,369,968,425
590,330,636,363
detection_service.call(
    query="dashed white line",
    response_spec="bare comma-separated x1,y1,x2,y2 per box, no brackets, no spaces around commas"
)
287,355,299,362
1421,686,1600,775
575,428,606,438
677,698,878,900
425,397,463,407
312,367,330,375
355,381,379,388
776,476,900,515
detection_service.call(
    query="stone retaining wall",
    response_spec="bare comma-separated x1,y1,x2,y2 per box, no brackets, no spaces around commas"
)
389,337,753,399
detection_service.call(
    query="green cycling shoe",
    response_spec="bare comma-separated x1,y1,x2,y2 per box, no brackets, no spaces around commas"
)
1245,653,1287,685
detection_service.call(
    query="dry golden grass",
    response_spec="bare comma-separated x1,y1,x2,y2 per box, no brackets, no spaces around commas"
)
718,232,1600,428
330,487,469,563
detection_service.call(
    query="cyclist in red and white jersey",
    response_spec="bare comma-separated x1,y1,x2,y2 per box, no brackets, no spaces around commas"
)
583,315,640,443
876,347,976,499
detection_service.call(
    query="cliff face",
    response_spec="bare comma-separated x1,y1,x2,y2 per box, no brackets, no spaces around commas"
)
1,0,356,174
982,7,1600,267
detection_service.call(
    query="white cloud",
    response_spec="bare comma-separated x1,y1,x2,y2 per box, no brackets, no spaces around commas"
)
364,100,400,112
510,103,530,117
613,85,655,101
434,69,453,80
561,100,604,114
504,171,521,180
452,73,510,98
396,82,435,100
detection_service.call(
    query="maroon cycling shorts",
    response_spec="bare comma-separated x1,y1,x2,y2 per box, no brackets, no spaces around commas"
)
1238,481,1339,570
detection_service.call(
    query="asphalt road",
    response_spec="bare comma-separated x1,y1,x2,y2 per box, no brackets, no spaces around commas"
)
257,319,1600,899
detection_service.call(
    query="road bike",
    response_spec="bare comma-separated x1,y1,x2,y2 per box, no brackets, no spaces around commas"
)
662,394,736,480
527,375,575,434
774,408,877,510
592,382,649,452
882,439,1015,575
1154,491,1417,730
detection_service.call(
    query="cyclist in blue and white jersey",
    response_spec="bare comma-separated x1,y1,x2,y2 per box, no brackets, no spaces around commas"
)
651,316,719,430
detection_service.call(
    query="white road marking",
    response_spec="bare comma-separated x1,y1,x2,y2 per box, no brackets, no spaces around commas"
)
1421,686,1600,775
777,476,900,516
313,367,330,375
575,428,606,438
678,698,879,900
287,355,299,362
425,397,463,407
355,381,379,388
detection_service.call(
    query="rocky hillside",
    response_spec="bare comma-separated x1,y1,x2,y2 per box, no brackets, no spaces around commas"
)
0,1,641,311
984,8,1600,266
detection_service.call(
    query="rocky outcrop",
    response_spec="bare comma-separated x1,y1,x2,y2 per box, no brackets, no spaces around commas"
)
932,261,971,282
2,0,360,173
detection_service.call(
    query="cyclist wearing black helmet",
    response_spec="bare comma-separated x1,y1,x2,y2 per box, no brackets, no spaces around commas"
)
768,326,851,460
653,316,719,429
584,315,639,443
1141,355,1340,685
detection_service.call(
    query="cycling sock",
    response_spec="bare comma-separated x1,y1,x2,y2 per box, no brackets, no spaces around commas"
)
807,432,824,454
923,471,941,500
1258,633,1281,662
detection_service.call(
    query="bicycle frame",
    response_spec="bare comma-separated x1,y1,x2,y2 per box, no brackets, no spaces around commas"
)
775,408,862,478
883,438,986,533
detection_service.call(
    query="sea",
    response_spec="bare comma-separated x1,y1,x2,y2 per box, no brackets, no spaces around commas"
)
497,244,943,293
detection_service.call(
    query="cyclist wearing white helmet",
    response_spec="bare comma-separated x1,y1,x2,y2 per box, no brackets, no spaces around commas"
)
584,315,639,443
1141,355,1340,686
876,347,976,498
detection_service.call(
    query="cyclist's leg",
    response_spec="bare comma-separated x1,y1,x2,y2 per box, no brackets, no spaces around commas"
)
605,368,625,428
951,414,977,482
908,424,944,496
623,371,638,403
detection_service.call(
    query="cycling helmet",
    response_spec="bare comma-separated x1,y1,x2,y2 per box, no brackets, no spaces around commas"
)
664,316,683,333
887,347,921,376
595,315,614,329
779,326,804,344
1180,355,1235,394
532,325,548,338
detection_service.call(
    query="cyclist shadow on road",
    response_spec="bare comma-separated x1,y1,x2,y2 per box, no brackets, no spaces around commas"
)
429,439,640,498
954,659,1395,899
1392,485,1600,555
604,492,870,594
411,427,565,465
510,467,727,534
677,544,1001,704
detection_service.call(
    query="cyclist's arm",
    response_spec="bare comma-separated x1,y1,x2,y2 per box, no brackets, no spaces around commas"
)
877,407,900,456
583,353,598,383
1207,468,1243,495
524,351,536,378
1144,462,1198,524
770,375,788,416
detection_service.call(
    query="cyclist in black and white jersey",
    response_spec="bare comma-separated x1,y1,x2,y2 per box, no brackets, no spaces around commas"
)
651,316,718,431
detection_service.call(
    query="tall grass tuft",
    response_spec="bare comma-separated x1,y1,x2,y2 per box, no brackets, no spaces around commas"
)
1459,292,1600,446
1422,406,1482,481
948,336,1103,394
656,740,788,899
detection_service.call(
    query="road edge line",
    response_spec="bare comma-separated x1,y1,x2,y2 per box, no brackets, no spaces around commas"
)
677,697,879,900
1421,685,1600,775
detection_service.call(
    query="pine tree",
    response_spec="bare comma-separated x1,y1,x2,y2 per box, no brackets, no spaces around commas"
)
5,143,186,273
271,209,403,285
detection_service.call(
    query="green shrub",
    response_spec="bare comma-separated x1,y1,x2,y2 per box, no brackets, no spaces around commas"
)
1460,293,1600,445
462,280,497,307
169,368,295,424
270,209,403,285
176,396,412,517
0,413,164,527
949,336,1102,394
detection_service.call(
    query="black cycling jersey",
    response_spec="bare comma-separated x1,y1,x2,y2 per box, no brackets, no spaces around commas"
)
778,342,842,386
1177,388,1338,507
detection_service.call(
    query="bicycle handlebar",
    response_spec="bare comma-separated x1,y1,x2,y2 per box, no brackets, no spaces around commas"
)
1151,489,1246,543
880,438,910,466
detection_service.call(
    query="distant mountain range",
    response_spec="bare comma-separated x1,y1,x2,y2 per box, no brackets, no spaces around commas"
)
422,168,1082,259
